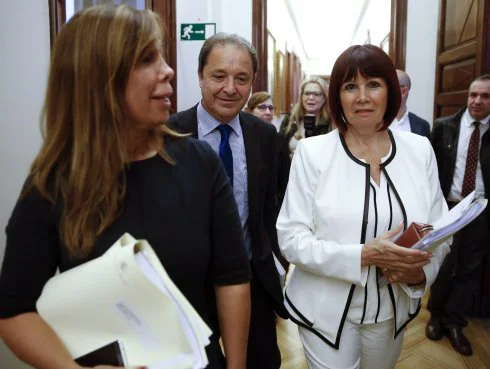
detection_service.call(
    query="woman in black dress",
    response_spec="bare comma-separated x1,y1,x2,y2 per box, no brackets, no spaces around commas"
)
0,5,251,369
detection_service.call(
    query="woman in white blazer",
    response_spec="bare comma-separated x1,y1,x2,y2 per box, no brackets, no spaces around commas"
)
276,45,450,369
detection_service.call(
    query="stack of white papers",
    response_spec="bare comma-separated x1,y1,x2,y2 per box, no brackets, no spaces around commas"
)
36,233,212,369
413,191,487,252
378,191,487,288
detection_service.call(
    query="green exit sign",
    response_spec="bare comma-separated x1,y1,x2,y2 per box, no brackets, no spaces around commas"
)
180,23,216,41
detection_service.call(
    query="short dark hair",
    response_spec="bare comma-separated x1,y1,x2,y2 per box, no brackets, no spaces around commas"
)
198,32,258,75
328,44,401,135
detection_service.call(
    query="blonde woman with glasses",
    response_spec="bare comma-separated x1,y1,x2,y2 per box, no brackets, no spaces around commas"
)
279,77,332,158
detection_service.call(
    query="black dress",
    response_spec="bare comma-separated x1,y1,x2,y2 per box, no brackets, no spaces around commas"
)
0,136,251,369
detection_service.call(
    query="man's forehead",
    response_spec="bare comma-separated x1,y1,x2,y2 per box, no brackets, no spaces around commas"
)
206,44,253,67
469,80,490,93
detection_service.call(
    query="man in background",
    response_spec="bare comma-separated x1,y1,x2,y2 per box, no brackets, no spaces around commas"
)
391,69,431,138
168,32,288,369
426,74,490,356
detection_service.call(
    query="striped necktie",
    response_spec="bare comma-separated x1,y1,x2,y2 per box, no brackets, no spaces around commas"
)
461,121,481,197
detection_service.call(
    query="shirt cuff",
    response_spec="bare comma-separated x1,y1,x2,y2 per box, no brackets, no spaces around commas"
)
359,266,369,287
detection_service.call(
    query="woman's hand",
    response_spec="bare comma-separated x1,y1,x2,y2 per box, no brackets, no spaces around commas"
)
361,223,431,273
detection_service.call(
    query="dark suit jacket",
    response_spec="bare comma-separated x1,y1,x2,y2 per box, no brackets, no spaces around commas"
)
275,133,290,212
430,108,490,205
167,105,288,318
408,112,431,138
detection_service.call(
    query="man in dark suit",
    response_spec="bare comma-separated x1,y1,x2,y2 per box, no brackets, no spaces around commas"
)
426,74,490,356
390,70,431,138
168,32,288,369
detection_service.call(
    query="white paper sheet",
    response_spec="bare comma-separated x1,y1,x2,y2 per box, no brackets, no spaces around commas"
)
37,234,211,369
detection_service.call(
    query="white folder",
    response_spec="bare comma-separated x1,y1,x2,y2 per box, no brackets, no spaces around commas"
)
36,233,212,369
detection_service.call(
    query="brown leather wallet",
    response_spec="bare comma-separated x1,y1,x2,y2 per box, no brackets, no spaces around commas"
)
394,222,434,248
377,222,434,279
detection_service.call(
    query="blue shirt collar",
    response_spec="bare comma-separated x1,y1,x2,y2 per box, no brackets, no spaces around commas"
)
197,101,242,137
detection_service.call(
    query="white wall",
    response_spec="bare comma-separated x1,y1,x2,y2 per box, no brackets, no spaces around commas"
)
351,0,391,47
308,0,391,75
0,0,50,367
0,1,49,277
405,0,440,124
176,0,253,111
267,0,307,59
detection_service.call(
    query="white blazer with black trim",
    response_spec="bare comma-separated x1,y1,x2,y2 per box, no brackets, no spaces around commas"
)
277,129,450,349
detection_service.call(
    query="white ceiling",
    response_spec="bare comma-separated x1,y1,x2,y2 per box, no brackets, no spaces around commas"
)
279,0,391,75
285,0,367,60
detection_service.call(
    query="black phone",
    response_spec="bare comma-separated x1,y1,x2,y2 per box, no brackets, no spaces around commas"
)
75,340,126,367
303,115,316,137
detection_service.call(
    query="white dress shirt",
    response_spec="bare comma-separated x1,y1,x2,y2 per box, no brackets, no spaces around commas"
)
349,146,404,324
196,102,252,258
448,109,490,202
390,110,411,133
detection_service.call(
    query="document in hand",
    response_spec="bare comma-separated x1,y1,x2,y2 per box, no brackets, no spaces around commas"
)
410,191,487,252
378,191,487,288
36,233,212,369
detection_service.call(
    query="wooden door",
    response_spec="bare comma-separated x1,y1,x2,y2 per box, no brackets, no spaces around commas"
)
434,0,490,317
389,0,407,70
48,0,66,47
252,0,268,93
434,0,490,119
151,0,177,111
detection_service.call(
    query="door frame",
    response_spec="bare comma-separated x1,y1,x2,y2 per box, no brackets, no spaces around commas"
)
252,0,268,92
389,0,407,70
47,0,178,109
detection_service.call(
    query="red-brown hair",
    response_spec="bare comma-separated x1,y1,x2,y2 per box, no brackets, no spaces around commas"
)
328,44,401,135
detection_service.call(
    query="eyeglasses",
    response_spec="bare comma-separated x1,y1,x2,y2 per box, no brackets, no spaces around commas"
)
256,104,275,112
303,91,324,98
